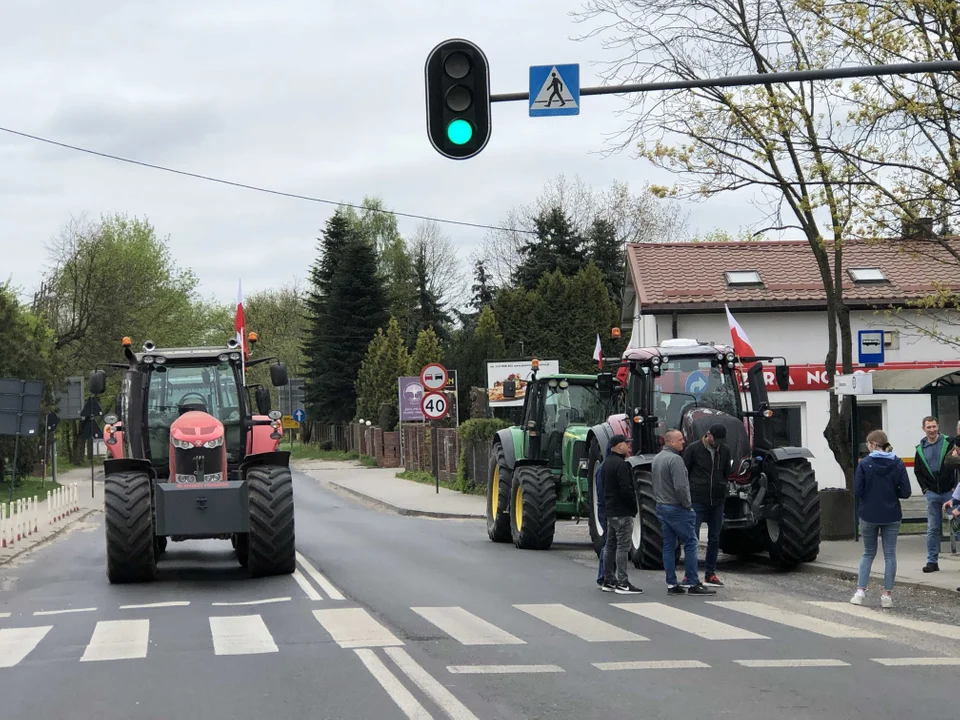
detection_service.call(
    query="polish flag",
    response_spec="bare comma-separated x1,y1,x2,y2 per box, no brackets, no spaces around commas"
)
593,333,603,368
724,304,755,358
235,279,247,359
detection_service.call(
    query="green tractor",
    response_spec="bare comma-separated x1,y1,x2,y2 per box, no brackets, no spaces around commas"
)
485,361,623,550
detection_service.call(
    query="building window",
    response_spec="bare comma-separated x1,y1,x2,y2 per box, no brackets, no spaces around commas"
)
848,267,887,283
771,405,803,447
724,270,763,286
856,403,885,458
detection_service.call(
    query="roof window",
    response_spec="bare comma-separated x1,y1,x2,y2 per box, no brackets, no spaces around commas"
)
847,267,887,283
724,270,763,286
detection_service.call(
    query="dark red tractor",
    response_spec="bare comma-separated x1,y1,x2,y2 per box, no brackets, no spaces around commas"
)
89,334,294,584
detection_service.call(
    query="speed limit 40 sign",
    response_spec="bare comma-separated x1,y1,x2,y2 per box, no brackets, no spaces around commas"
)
420,392,449,420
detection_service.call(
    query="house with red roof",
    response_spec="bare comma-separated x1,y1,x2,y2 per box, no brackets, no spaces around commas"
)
620,236,960,489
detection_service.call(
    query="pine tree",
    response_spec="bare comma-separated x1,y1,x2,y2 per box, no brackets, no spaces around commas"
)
408,327,444,376
303,217,388,424
586,216,625,303
355,316,409,424
471,260,493,311
512,206,585,291
409,242,451,344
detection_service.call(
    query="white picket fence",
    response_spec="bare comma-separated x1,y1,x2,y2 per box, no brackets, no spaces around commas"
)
0,483,80,549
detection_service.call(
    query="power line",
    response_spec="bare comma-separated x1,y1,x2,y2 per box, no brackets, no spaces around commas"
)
0,125,537,235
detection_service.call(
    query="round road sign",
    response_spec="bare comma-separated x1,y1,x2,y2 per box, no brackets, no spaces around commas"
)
421,392,449,420
420,363,448,391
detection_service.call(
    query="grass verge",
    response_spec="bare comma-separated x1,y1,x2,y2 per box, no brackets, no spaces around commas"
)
0,476,63,517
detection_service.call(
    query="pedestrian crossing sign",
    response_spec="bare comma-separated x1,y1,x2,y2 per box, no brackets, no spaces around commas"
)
529,64,580,117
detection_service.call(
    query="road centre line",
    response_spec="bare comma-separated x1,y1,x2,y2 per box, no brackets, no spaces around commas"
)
354,649,432,720
593,660,710,671
212,597,292,607
0,613,9,618
120,601,190,610
384,646,480,720
296,552,345,600
872,657,960,666
292,569,323,601
734,658,849,668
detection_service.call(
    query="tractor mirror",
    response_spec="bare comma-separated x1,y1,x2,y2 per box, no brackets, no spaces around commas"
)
775,365,790,392
255,387,272,415
269,362,288,387
88,370,106,395
503,380,516,399
597,373,615,395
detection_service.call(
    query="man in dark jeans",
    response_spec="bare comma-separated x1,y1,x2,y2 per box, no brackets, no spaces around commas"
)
601,434,643,594
683,423,733,587
913,415,960,573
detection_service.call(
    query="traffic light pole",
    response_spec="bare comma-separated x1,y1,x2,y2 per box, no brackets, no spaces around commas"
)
488,60,960,103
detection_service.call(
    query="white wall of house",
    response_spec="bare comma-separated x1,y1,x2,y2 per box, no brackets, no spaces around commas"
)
625,302,960,491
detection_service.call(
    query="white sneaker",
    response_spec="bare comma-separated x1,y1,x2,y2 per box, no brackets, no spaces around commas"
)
881,594,893,608
850,589,865,605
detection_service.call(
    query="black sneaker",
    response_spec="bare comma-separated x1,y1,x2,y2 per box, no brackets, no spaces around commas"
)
687,583,717,595
667,584,687,596
923,562,940,573
615,582,643,595
680,577,696,589
600,581,616,592
704,573,724,587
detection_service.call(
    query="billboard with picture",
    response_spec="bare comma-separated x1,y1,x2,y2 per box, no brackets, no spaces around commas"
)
485,359,560,408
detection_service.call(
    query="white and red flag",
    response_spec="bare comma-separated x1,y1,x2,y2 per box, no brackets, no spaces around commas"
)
724,303,756,359
593,333,603,369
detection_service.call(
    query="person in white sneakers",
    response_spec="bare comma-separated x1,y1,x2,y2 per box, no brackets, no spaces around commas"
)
851,429,912,608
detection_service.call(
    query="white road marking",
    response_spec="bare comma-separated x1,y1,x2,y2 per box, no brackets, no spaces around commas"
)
354,649,432,720
707,601,884,638
34,607,97,616
119,601,190,610
81,620,150,662
593,660,710,671
212,597,291,607
0,626,52,667
872,657,960,667
447,664,564,674
734,658,850,668
313,608,403,649
292,569,323,601
514,603,647,642
411,606,525,646
613,602,768,640
809,602,960,636
209,614,279,655
0,613,10,619
296,552,345,600
385,646,480,720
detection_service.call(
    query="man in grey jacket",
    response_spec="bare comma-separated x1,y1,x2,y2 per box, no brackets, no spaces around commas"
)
651,429,716,596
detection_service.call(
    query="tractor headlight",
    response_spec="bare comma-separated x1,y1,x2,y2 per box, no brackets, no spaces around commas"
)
172,438,193,450
203,437,223,449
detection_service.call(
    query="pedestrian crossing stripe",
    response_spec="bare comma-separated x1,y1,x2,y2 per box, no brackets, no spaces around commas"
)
1,600,959,669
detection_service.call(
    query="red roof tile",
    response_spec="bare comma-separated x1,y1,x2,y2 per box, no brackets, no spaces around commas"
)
625,237,960,312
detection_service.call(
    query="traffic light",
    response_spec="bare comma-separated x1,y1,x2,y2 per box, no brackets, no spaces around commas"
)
425,38,491,160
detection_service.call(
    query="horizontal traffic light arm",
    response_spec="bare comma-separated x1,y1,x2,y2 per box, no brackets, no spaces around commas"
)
489,60,960,103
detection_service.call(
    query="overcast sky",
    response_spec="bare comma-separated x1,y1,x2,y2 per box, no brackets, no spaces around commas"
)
1,0,757,307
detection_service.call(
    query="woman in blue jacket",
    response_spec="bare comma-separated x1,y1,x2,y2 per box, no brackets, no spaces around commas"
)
851,429,912,608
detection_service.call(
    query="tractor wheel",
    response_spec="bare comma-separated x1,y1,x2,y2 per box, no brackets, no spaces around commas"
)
235,533,249,568
509,465,557,550
586,438,605,556
155,536,167,555
634,469,670,570
766,458,821,568
104,470,157,584
485,444,512,543
246,464,296,577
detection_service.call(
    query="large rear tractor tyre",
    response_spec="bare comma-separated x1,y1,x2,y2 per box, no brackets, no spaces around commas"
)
586,438,606,556
246,464,296,577
486,444,512,543
766,458,820,568
104,470,157,584
634,469,671,570
509,465,557,550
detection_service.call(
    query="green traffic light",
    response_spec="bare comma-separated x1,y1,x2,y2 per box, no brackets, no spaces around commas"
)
446,119,473,145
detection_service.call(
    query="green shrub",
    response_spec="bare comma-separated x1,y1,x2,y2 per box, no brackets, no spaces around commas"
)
456,418,511,491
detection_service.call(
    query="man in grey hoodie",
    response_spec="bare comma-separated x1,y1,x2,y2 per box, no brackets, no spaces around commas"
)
651,429,716,596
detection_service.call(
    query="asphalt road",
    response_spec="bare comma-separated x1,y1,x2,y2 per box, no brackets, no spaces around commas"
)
1,465,959,720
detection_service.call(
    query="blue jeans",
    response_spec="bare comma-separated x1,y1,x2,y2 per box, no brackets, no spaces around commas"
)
858,519,899,591
657,504,700,586
693,502,724,576
925,490,959,563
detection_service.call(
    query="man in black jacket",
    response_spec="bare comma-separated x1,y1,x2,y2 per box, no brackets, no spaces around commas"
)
682,423,733,587
601,434,643,594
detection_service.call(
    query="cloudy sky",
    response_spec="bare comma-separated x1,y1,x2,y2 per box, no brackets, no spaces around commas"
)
1,0,758,307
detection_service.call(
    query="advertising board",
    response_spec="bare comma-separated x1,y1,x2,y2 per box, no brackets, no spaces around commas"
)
485,359,560,408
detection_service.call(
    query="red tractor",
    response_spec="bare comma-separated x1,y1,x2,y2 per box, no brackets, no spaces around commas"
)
585,338,820,570
89,334,295,584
